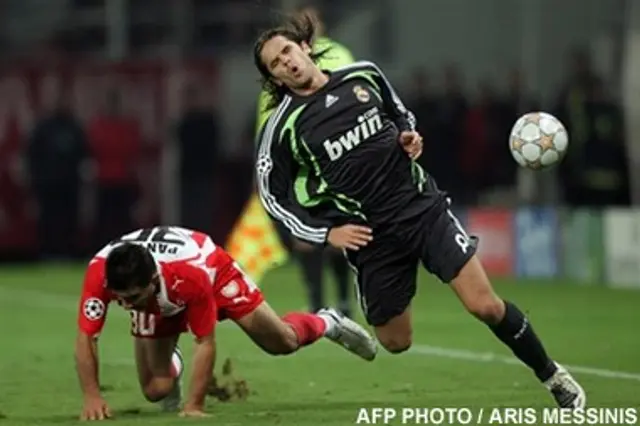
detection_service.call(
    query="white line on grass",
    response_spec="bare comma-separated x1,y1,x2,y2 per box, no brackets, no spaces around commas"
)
410,344,640,382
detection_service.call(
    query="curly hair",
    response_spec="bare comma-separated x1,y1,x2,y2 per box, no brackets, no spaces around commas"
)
253,11,331,112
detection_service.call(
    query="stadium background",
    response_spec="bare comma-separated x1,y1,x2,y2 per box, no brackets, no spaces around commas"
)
0,0,639,424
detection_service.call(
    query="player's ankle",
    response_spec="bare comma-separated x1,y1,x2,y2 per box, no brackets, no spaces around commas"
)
316,311,338,338
537,360,558,383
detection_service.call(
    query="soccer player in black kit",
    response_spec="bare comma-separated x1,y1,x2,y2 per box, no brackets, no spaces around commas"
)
253,13,586,409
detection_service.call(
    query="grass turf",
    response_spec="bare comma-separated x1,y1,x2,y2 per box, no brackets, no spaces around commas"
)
0,264,638,425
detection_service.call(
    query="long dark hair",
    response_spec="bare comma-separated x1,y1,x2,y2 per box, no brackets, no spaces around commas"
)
253,11,331,111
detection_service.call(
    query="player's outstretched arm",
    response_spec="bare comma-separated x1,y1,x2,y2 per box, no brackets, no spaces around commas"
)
181,333,215,417
75,332,111,420
76,261,112,420
180,275,218,417
255,102,334,246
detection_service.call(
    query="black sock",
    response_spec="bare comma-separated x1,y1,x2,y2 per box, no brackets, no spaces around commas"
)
298,249,324,312
489,301,557,382
329,251,351,316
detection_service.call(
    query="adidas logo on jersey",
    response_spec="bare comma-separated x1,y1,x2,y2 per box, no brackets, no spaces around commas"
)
323,107,383,161
325,94,339,108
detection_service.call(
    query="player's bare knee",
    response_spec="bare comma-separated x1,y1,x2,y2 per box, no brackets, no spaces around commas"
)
375,327,412,354
142,377,175,402
381,335,412,354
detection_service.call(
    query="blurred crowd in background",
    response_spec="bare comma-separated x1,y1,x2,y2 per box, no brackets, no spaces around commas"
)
403,49,628,208
0,0,631,261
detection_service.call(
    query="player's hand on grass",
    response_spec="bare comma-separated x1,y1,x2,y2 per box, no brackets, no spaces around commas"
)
398,131,423,160
179,405,210,418
327,224,373,250
80,396,111,421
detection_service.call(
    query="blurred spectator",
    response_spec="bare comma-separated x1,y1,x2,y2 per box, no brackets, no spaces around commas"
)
557,48,598,105
460,80,500,203
493,69,539,189
88,89,142,248
405,69,438,169
554,48,597,183
175,85,220,236
429,64,468,201
557,77,629,206
26,92,87,260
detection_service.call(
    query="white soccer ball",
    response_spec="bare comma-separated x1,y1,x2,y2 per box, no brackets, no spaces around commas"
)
509,112,569,170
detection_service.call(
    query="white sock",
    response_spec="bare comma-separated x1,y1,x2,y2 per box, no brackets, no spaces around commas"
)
318,312,338,338
171,350,184,378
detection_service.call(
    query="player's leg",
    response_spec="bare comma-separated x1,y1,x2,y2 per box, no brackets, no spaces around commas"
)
344,232,418,354
130,311,185,411
296,242,325,312
233,300,376,360
218,265,377,360
420,200,586,409
274,220,326,312
134,335,184,409
328,247,351,317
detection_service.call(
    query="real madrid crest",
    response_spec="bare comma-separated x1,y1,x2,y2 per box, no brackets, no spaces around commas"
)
353,85,370,103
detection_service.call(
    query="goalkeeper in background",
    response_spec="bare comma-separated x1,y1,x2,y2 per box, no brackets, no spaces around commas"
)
256,6,355,317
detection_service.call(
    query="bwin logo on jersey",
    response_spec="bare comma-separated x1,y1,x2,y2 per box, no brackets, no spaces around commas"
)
323,108,383,161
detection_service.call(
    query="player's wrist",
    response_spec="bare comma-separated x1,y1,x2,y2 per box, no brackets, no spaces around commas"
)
83,390,103,401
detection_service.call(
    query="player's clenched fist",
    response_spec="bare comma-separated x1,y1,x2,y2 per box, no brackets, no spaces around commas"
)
327,224,373,250
398,131,423,160
80,396,111,421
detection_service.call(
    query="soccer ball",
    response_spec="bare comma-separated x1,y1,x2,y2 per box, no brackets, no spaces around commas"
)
509,112,568,170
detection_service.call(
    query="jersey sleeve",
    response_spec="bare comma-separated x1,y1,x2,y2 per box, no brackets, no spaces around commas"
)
358,61,417,133
77,260,111,338
174,261,218,339
255,104,332,245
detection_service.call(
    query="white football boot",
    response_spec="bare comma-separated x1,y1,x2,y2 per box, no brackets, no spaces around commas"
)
317,308,378,361
544,362,587,408
159,347,184,412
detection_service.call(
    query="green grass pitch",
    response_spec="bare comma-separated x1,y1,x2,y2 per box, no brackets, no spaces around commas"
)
0,264,638,425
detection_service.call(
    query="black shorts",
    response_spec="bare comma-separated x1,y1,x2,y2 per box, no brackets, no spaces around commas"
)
344,197,477,326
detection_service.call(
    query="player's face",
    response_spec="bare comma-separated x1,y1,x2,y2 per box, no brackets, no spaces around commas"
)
114,276,157,310
261,35,314,90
